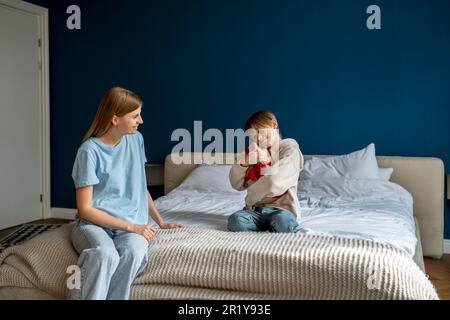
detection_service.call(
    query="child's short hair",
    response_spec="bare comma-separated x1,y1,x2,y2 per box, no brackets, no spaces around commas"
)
244,110,282,139
244,110,276,131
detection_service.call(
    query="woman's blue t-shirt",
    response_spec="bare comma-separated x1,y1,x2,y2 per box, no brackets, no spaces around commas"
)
71,131,149,225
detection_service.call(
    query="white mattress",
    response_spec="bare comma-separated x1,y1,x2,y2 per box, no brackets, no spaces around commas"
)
153,178,417,257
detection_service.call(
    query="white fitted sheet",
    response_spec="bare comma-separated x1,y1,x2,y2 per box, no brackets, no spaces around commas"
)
153,178,416,257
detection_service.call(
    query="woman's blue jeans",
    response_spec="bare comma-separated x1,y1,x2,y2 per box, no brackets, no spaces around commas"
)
228,207,299,233
68,219,149,300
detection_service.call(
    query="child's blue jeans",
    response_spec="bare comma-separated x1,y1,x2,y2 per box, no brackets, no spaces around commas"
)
68,219,149,300
228,206,299,233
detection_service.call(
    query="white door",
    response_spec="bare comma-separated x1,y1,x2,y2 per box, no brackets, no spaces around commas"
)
0,4,42,229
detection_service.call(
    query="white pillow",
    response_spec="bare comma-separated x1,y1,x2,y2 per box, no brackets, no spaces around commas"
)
300,143,380,180
177,164,238,193
378,167,394,181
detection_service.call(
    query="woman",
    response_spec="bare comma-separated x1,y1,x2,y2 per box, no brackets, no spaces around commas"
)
228,110,303,233
70,87,182,300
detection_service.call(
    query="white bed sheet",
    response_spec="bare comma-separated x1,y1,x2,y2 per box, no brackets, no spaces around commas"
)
153,178,417,257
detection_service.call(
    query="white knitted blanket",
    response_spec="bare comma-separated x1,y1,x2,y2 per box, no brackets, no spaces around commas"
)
0,223,438,300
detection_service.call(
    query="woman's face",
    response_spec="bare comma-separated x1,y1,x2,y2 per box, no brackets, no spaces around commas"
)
114,107,143,135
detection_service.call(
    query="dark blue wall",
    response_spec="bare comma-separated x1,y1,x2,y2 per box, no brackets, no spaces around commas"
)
31,0,450,238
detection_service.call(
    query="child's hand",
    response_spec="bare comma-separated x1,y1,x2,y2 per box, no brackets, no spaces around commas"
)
242,143,271,166
257,146,271,163
245,143,259,166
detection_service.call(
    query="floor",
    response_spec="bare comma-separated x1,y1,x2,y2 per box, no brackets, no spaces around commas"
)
0,218,73,240
424,256,450,300
0,219,449,300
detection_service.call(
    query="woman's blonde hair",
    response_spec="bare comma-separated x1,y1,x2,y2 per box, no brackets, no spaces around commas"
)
244,110,280,135
82,87,143,143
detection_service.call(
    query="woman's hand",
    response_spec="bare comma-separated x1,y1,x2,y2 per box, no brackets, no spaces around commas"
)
130,224,157,241
160,222,183,229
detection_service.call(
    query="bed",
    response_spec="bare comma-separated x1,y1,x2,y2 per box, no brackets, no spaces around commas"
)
0,153,444,300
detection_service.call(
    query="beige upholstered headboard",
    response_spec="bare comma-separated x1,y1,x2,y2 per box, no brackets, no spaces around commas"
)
164,153,444,259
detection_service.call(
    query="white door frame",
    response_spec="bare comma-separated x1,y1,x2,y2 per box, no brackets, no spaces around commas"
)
0,0,51,220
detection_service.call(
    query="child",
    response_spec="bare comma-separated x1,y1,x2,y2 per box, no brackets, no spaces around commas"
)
70,87,182,300
228,110,304,233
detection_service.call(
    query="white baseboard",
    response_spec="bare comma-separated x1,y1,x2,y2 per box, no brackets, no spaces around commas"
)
51,207,77,220
444,239,450,255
